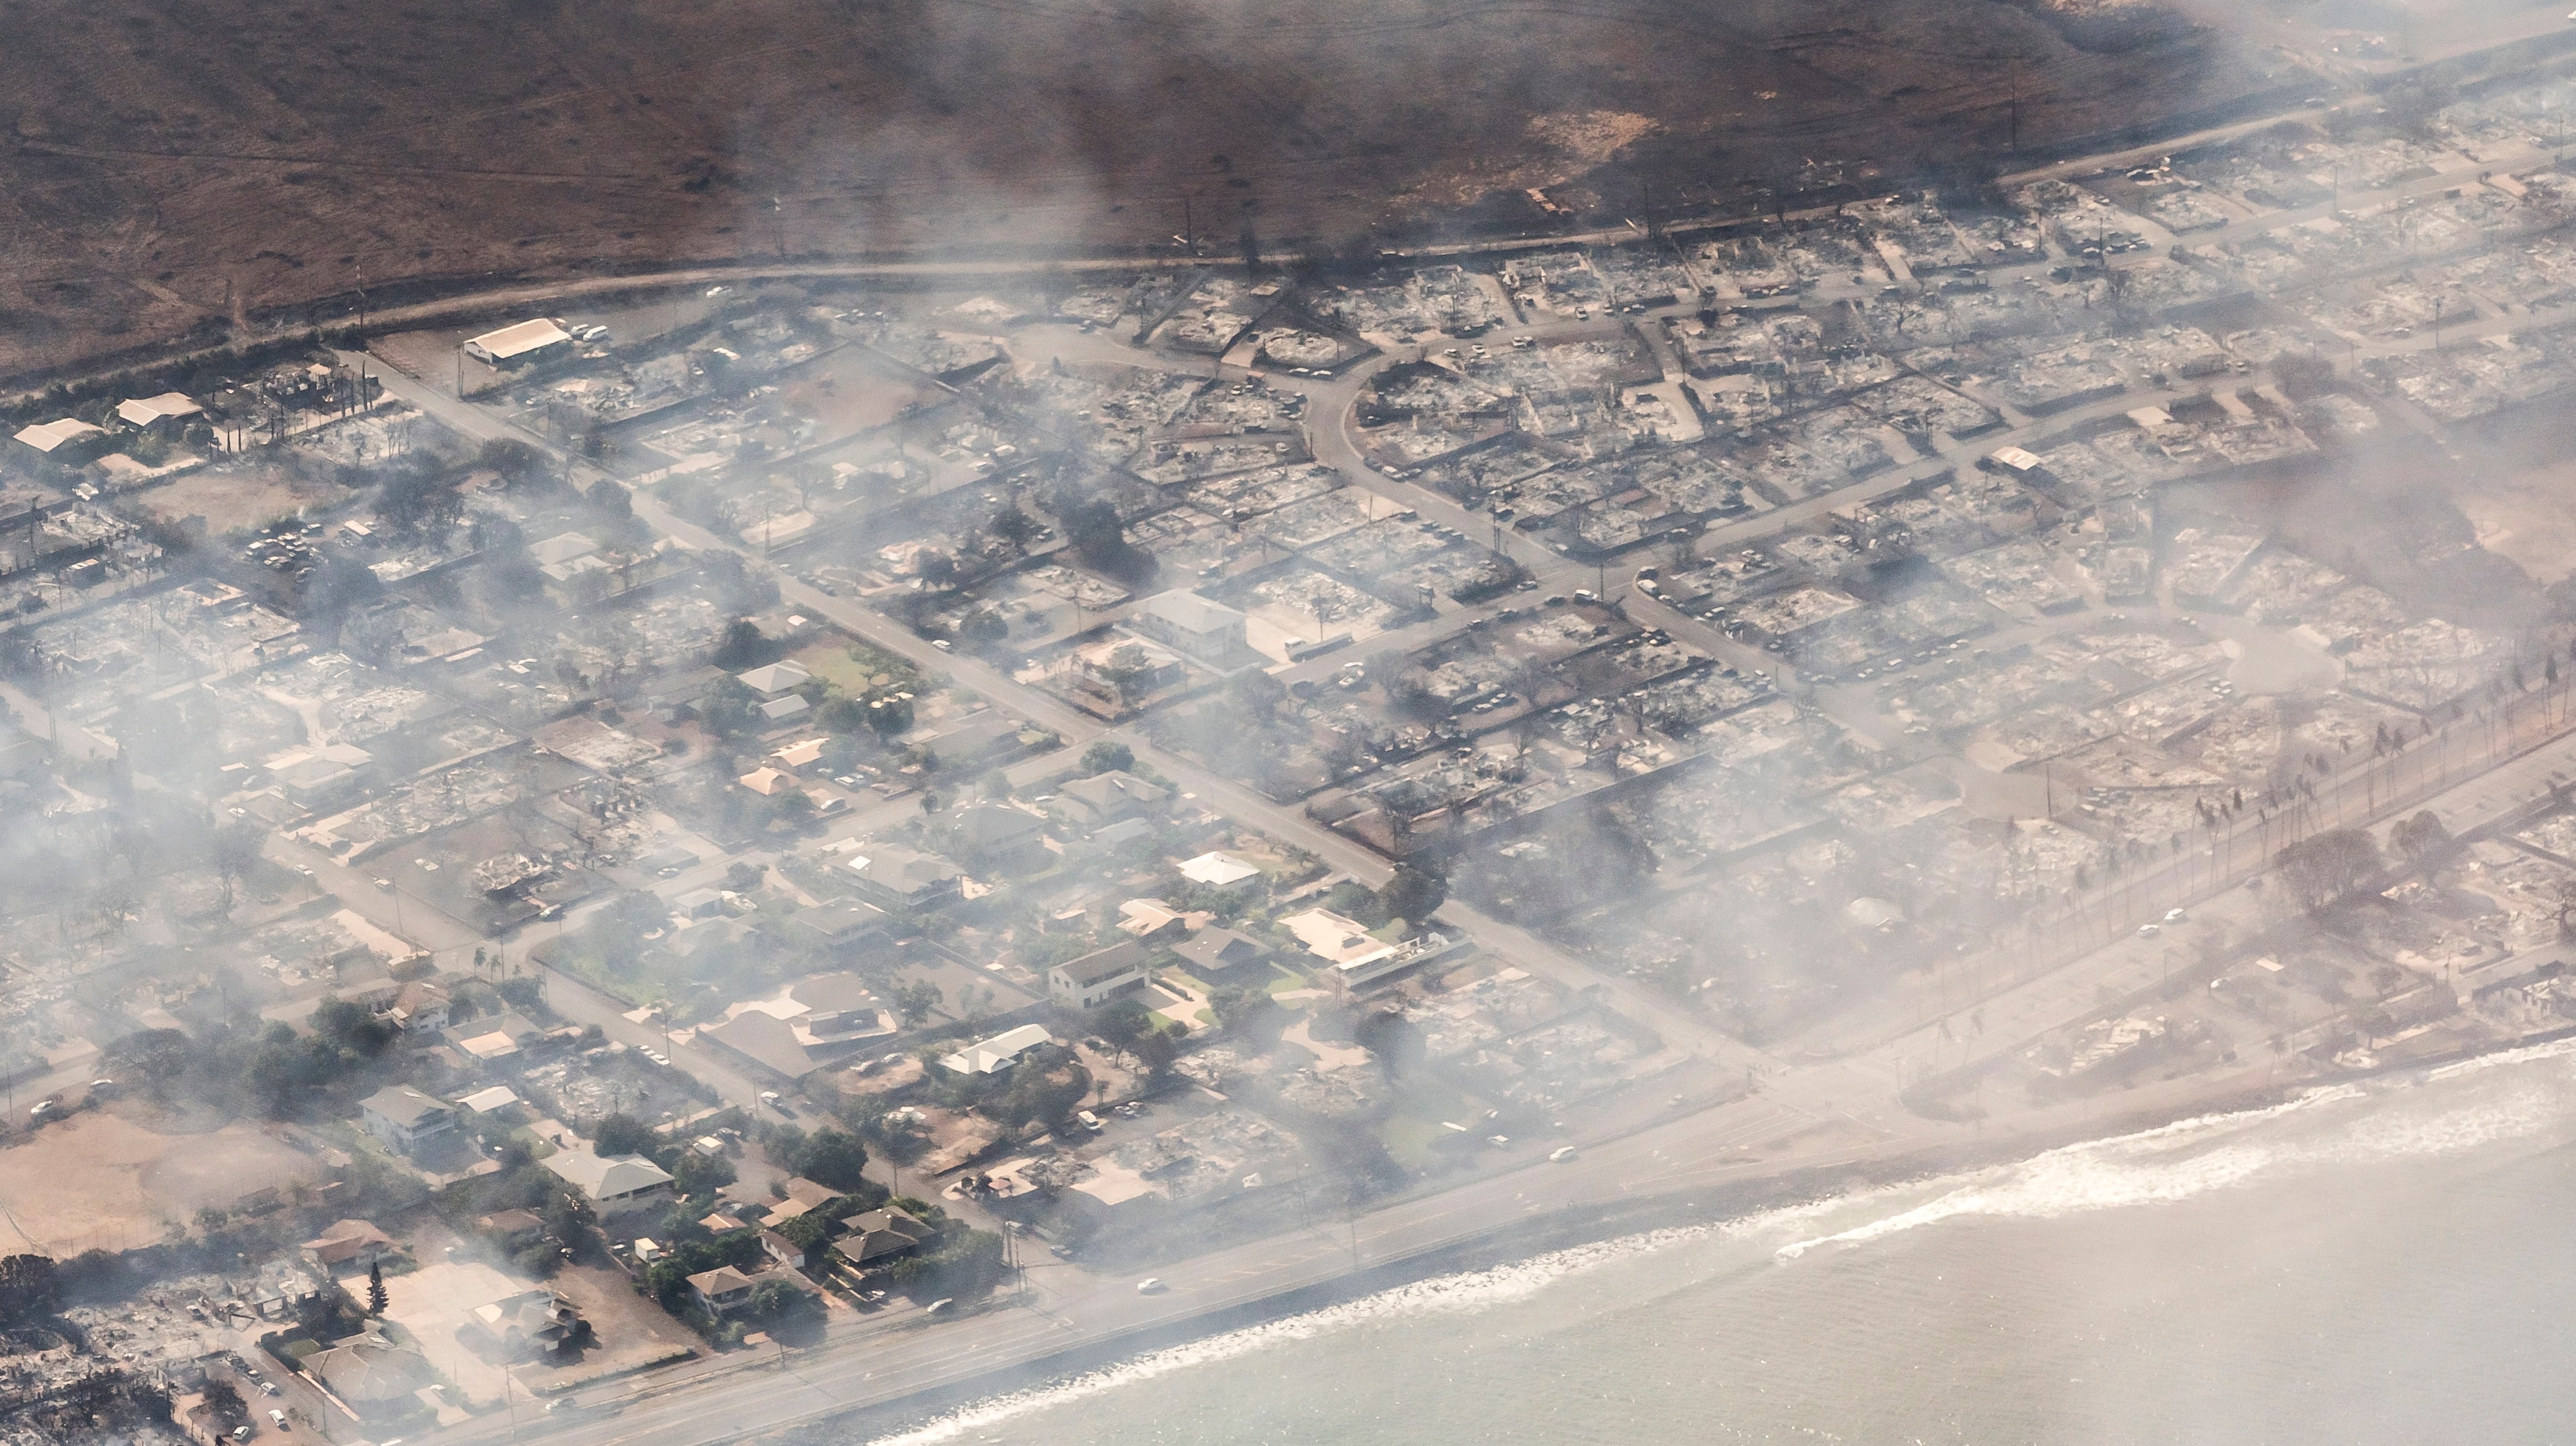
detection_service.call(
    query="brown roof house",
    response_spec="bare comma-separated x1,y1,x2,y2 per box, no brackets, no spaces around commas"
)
1170,927,1275,979
831,1205,934,1268
687,1265,761,1316
1054,770,1170,828
301,1219,403,1273
475,1209,545,1251
844,844,965,913
942,802,1047,870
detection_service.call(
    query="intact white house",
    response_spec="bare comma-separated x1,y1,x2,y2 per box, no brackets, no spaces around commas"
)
359,1085,456,1156
542,1149,677,1219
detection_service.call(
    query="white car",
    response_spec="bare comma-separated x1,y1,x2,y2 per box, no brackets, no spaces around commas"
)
2163,908,2187,923
1548,1146,1578,1163
1136,1277,1167,1294
2136,923,2161,938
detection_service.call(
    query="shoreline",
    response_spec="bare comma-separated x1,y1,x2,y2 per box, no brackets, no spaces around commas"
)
763,1019,2576,1444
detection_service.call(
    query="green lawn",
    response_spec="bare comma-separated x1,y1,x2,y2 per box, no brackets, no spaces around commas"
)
792,640,918,695
1378,1078,1476,1171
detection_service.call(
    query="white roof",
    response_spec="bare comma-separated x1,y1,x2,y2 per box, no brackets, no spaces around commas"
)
528,532,599,566
941,1023,1054,1074
1281,907,1393,965
468,318,573,360
116,393,201,427
13,418,104,453
736,660,811,694
1988,445,2042,472
457,1086,521,1113
544,1149,675,1200
1140,590,1245,635
1178,850,1261,887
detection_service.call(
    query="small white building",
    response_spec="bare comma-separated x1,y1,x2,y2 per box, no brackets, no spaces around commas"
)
464,318,575,368
1178,851,1262,888
115,393,203,433
940,1023,1055,1075
735,660,811,697
1130,590,1247,662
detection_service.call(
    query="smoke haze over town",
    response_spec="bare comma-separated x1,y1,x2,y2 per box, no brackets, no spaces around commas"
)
8,1,2576,1441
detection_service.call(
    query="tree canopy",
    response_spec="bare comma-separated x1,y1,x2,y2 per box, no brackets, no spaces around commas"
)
0,1254,60,1323
793,1128,871,1191
2279,829,2384,912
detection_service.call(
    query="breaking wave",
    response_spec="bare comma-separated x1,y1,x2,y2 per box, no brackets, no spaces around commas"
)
860,1215,1791,1444
1779,1039,2576,1258
865,1039,2576,1442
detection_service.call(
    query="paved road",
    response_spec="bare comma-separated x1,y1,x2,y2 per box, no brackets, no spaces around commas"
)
256,826,794,1127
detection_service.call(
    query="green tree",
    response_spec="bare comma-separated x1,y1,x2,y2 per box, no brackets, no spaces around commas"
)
103,1029,191,1099
365,1259,388,1317
868,694,915,741
1066,498,1127,569
1210,985,1276,1033
893,980,942,1027
593,1113,658,1157
0,1254,60,1322
2278,828,2385,913
1080,740,1134,776
713,618,766,669
2392,811,2455,871
1377,864,1446,923
991,1046,1091,1129
1131,1024,1181,1076
478,438,551,487
1226,667,1287,727
376,461,467,537
793,1129,871,1191
747,1277,819,1325
1091,997,1152,1055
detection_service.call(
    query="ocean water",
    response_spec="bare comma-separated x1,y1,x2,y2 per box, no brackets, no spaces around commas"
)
869,1039,2576,1445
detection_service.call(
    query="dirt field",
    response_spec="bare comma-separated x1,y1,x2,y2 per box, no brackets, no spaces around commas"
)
0,1107,323,1256
0,0,2289,385
130,458,353,534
